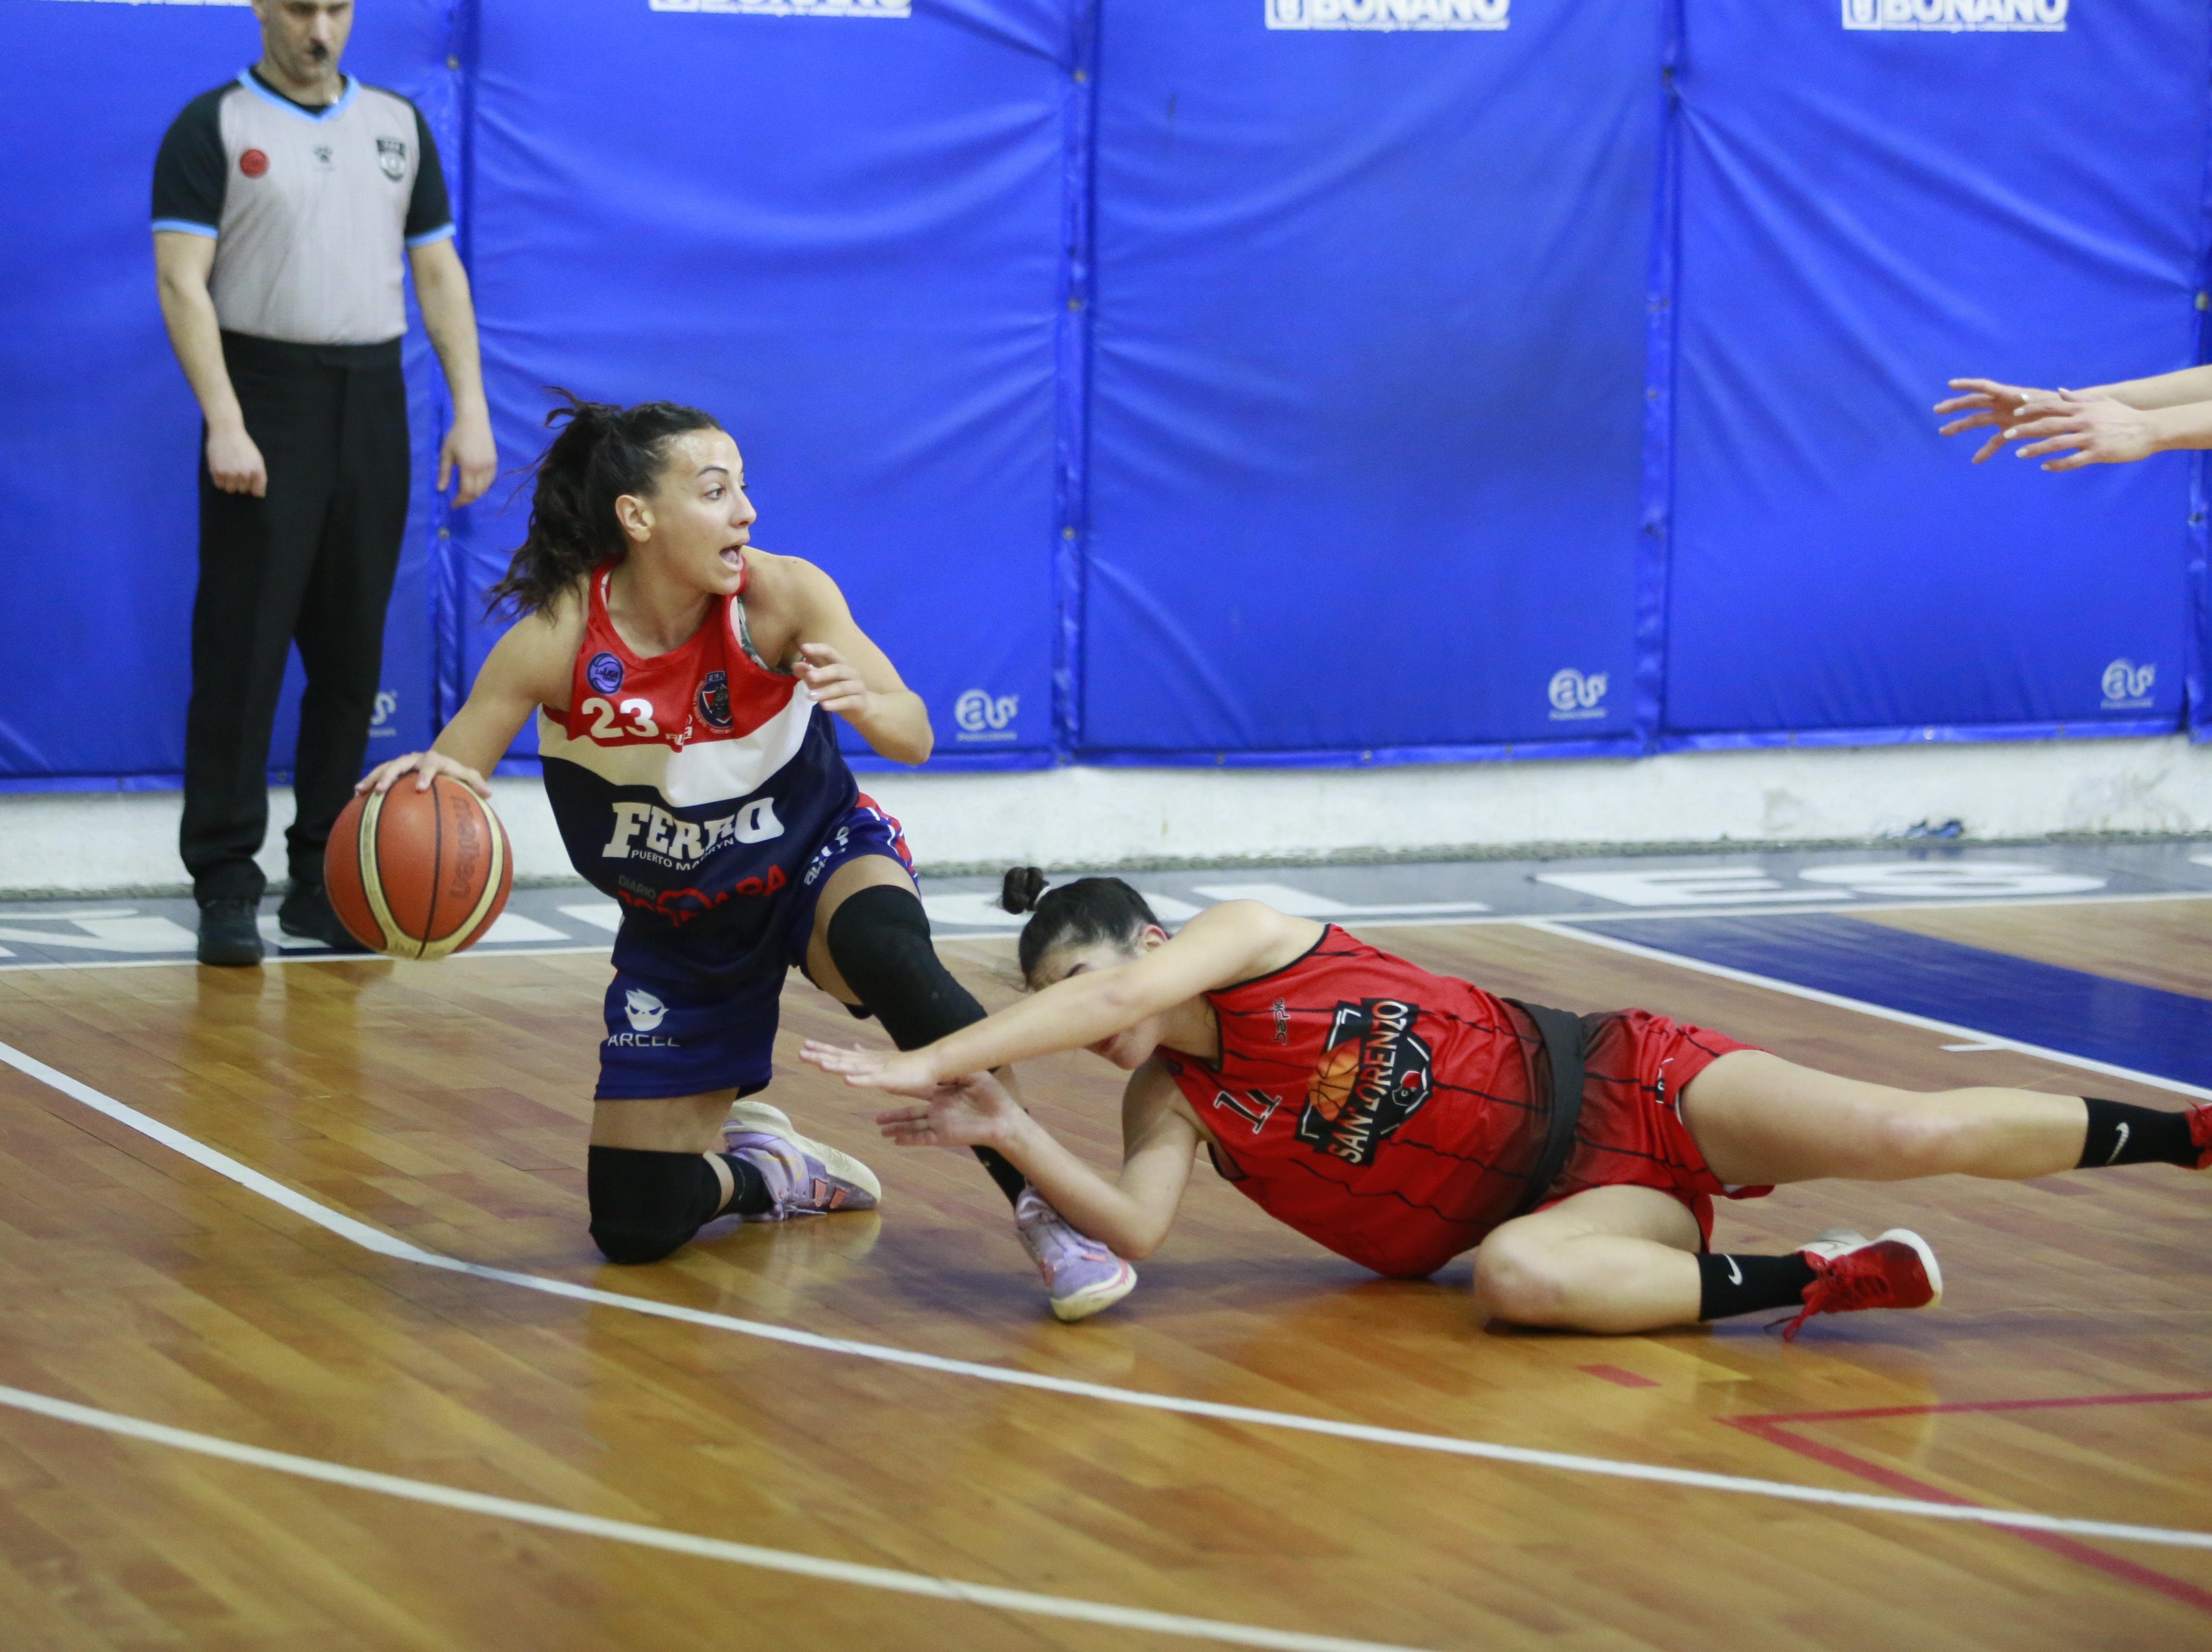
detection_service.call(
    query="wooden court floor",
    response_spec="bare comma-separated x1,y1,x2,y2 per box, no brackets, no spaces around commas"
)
0,900,2205,1650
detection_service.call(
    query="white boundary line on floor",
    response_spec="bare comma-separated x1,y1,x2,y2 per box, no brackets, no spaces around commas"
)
5,885,2212,971
0,1383,1427,1652
3,1038,2208,1555
1523,919,2212,1103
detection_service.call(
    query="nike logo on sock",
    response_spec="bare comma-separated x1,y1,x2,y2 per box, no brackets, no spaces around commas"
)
2106,1122,2129,1165
1724,1255,1743,1286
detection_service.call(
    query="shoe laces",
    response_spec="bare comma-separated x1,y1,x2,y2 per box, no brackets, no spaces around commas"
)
1781,1249,1900,1342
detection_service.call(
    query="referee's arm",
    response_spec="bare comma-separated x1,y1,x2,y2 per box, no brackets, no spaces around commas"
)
408,236,496,506
154,231,266,497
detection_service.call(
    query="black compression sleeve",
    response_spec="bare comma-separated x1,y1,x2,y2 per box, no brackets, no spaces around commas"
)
405,106,453,240
153,85,231,231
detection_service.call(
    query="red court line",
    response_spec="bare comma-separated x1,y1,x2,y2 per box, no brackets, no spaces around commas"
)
1579,1364,1659,1389
1724,1392,2212,1615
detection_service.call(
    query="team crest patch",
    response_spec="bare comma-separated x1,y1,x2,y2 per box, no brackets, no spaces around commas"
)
696,669,731,729
1297,998,1433,1165
239,148,269,178
377,136,408,181
586,652,624,694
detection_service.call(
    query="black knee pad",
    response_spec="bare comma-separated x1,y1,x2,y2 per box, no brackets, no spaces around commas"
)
586,1145,727,1265
824,884,987,1052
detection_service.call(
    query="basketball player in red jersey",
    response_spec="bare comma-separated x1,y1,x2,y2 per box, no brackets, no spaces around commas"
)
806,875,2211,1337
357,398,1134,1317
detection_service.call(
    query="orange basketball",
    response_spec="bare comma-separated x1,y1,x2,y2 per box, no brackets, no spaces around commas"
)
324,774,514,959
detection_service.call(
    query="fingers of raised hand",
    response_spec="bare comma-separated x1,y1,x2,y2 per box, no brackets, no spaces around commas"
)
1970,430,2007,464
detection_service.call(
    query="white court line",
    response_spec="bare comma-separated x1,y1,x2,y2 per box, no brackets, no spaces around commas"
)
3,1039,2209,1554
1523,918,2212,1103
0,1384,1425,1652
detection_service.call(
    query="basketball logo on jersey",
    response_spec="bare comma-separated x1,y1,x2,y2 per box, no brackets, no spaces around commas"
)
697,670,732,729
1298,998,1432,1164
587,652,624,695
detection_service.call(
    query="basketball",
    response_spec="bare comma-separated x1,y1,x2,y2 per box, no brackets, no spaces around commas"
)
324,775,514,959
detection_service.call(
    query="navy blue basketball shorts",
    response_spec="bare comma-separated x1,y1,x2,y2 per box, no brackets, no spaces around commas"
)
593,795,914,1102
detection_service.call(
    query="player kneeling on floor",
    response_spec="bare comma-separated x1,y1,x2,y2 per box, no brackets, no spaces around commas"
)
806,873,2210,1338
358,397,1119,1307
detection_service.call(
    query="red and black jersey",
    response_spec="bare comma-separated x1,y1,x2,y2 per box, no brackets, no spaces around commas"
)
1161,926,1552,1278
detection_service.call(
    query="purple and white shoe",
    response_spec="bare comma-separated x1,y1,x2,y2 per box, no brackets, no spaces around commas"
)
724,1101,881,1220
1015,1185,1137,1322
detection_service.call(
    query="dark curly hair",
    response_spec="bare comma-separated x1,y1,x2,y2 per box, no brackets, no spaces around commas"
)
1000,867,1163,985
485,391,724,616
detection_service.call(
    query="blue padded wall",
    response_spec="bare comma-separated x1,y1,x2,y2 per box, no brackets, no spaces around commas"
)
3,0,2208,795
450,0,1079,773
1662,0,2209,746
1078,0,1662,761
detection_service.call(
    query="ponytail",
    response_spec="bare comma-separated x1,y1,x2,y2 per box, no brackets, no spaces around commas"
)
485,390,723,617
1000,867,1162,985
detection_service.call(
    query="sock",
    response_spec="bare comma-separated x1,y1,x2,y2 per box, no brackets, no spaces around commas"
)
825,884,1028,1207
717,1151,773,1217
2077,1098,2196,1169
1697,1252,1817,1321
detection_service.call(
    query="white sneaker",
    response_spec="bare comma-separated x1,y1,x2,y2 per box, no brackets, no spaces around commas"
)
724,1101,881,1220
1015,1186,1137,1322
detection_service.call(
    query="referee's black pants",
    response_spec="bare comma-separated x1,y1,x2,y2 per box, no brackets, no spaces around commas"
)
181,332,410,905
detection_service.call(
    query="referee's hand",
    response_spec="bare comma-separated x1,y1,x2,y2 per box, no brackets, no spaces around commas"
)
206,423,268,497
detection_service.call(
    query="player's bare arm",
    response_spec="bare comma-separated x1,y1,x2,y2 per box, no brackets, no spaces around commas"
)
757,553,932,764
873,1059,1201,1258
804,900,1322,1091
358,586,585,797
1938,366,2212,466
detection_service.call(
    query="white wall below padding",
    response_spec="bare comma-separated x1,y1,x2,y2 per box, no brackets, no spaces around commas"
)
4,734,2210,896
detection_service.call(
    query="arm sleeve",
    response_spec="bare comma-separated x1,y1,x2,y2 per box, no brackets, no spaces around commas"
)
404,107,455,245
152,89,228,235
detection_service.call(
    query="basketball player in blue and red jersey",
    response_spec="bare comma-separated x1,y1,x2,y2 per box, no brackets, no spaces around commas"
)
358,398,1134,1317
806,874,2211,1338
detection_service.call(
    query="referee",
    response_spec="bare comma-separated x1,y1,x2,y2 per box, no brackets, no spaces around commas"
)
153,0,495,966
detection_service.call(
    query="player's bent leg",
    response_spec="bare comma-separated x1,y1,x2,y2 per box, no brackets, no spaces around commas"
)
810,856,1136,1320
1472,1186,1704,1334
809,857,1028,1206
585,1092,786,1264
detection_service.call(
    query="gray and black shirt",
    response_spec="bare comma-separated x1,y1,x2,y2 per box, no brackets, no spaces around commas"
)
153,70,453,347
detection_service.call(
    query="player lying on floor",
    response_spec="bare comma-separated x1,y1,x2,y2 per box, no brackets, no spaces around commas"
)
805,872,2211,1336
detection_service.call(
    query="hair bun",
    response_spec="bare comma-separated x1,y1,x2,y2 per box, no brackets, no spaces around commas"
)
999,866,1049,915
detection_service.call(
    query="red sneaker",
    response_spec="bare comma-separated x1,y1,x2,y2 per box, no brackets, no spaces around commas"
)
1783,1228,1942,1342
2188,1102,2212,1172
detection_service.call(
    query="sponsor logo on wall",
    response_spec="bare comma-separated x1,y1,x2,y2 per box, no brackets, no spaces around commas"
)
1842,0,2066,33
2100,657,2155,710
954,688,1020,745
1268,0,1509,31
1547,667,1608,722
369,691,399,739
649,0,910,15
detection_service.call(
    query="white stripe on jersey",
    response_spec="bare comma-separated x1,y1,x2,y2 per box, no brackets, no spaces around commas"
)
536,692,814,810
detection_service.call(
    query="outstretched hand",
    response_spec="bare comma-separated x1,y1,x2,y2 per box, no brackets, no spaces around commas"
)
2004,388,2162,470
872,1071,1025,1152
1934,377,2054,463
800,1038,942,1095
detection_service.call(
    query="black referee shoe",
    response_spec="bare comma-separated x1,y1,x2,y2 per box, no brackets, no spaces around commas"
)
196,898,264,968
278,881,371,953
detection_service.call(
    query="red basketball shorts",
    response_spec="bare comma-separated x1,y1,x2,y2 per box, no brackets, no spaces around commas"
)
1536,1009,1768,1246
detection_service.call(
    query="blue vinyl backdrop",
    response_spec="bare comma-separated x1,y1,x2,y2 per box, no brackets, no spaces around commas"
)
1,0,2207,792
